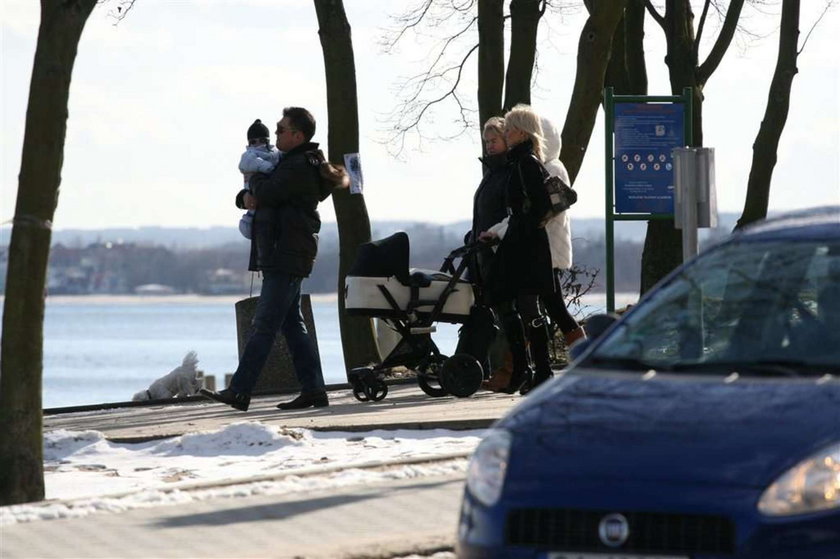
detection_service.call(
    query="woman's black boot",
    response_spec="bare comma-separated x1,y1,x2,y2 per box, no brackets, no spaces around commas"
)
521,317,552,395
501,313,532,394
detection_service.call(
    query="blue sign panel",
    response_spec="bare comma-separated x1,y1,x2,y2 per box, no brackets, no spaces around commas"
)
614,103,685,214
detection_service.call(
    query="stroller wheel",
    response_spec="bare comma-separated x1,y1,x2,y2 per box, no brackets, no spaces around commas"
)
352,381,371,402
364,379,389,402
416,355,450,397
417,375,449,398
440,353,484,398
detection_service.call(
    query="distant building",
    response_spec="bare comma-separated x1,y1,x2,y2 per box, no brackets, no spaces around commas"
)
199,268,251,295
134,283,177,295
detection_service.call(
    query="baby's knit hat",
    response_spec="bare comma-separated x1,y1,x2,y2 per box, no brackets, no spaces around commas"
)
247,119,270,141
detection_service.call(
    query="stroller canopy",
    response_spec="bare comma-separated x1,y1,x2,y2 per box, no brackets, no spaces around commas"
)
348,232,411,285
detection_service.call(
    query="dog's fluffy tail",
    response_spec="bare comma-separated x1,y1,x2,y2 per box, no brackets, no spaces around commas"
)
182,351,198,370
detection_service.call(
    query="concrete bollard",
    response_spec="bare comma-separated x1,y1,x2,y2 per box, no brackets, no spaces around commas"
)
234,294,322,395
201,374,216,392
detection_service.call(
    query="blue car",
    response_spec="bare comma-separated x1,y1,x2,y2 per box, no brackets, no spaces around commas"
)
458,206,840,559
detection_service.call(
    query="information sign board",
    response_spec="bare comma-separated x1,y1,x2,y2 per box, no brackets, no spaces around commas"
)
614,103,685,214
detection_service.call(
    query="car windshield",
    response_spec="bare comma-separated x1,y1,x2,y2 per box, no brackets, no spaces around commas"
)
589,238,840,376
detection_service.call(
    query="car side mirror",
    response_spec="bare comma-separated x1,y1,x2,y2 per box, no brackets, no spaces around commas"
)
569,313,620,361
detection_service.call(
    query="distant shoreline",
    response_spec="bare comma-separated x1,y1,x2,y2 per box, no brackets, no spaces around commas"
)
0,293,341,305
0,291,634,313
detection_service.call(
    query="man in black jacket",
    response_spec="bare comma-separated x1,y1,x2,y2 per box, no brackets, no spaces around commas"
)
202,107,338,412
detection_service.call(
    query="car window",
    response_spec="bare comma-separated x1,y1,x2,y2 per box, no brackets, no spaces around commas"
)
590,239,840,374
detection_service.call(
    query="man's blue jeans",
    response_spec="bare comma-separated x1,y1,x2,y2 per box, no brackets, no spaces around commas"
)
229,269,325,396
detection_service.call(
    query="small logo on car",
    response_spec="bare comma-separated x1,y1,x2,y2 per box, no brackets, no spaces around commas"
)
598,513,630,547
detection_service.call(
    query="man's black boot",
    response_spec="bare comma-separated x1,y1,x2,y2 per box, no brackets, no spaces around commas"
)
276,391,329,410
199,388,250,412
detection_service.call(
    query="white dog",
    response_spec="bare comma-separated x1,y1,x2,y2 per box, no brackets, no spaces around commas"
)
132,351,202,401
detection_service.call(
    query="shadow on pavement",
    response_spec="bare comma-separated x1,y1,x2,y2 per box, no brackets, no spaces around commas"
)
152,478,460,528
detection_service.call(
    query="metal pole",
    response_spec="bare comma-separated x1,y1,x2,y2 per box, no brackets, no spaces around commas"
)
673,148,699,263
682,154,698,263
604,88,616,313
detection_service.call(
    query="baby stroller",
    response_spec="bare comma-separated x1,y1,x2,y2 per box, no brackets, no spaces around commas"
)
344,232,494,402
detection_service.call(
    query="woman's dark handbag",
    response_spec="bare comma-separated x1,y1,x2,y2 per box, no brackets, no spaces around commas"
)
544,175,577,217
517,157,578,227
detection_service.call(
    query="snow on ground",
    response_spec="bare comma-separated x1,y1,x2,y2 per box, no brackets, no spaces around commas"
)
0,423,483,526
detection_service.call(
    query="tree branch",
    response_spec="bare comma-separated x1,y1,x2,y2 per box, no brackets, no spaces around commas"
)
697,0,746,84
391,15,477,108
799,0,834,54
694,0,711,61
644,0,666,30
99,0,138,24
382,0,435,50
384,43,479,157
450,0,476,13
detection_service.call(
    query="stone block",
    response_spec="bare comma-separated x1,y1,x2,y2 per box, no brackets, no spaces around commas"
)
234,294,321,395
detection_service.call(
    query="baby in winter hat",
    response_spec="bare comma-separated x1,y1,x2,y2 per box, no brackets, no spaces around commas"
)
237,119,281,239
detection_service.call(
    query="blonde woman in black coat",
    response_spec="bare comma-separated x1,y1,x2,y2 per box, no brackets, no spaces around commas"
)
479,104,555,394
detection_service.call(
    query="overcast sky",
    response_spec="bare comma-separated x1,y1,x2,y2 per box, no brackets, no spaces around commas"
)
1,0,838,234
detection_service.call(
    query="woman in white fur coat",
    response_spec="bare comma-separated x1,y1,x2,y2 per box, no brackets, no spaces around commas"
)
539,116,586,348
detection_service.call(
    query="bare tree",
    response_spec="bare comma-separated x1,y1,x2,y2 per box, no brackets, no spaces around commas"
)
735,0,829,228
1,0,98,505
478,0,505,128
604,0,648,96
381,1,575,154
560,1,629,183
503,0,547,109
639,0,745,293
381,0,480,155
313,0,380,371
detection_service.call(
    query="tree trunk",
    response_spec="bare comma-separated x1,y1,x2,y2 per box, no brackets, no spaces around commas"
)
736,0,800,229
560,0,627,183
605,0,647,96
624,0,648,95
663,0,703,145
313,0,379,372
640,0,744,293
640,0,697,294
503,0,542,110
0,0,96,506
604,7,630,94
478,0,505,130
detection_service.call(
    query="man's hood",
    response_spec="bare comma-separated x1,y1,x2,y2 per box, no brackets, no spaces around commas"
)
540,116,561,162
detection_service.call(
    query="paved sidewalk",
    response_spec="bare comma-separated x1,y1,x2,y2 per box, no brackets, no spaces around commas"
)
44,383,523,442
11,382,520,557
1,474,465,559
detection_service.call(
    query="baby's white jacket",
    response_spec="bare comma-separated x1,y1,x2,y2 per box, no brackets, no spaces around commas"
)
239,145,281,175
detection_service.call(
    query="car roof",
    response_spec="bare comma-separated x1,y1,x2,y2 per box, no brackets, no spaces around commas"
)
729,205,840,243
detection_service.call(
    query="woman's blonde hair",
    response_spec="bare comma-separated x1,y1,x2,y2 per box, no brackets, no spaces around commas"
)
503,104,545,161
482,116,505,139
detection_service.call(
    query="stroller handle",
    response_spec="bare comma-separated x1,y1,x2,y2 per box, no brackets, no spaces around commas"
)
446,238,498,259
440,238,499,275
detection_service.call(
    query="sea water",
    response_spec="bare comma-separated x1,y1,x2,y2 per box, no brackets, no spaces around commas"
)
2,292,634,409
37,294,462,409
